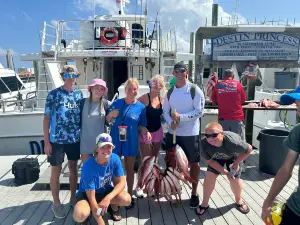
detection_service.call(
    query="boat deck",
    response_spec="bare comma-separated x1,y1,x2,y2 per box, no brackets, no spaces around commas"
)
0,149,298,225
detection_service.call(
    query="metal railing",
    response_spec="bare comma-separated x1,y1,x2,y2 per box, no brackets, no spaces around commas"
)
204,16,300,27
161,25,177,52
0,91,37,113
39,18,173,58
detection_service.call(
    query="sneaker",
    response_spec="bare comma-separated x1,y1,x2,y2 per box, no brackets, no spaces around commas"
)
189,195,200,208
134,188,144,198
52,204,66,219
240,161,246,173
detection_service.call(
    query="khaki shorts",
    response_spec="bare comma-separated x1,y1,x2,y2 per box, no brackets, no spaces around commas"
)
219,120,245,141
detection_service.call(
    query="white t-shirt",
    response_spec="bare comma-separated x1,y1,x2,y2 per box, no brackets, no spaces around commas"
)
163,82,205,136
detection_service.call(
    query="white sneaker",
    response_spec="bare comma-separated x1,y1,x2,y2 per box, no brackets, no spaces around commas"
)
240,161,246,173
134,188,144,198
52,204,66,219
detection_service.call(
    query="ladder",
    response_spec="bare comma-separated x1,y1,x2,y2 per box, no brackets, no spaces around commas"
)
161,51,177,87
36,58,54,109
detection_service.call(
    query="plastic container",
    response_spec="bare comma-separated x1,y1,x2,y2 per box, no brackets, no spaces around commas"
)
257,129,289,175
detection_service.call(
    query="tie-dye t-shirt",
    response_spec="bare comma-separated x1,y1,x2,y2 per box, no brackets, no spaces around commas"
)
44,86,83,144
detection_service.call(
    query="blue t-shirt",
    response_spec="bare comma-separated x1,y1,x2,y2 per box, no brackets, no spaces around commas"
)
76,153,124,195
109,98,147,156
44,86,83,144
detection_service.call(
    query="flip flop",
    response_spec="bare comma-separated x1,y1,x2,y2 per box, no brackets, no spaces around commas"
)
195,205,210,216
108,206,122,221
236,202,250,214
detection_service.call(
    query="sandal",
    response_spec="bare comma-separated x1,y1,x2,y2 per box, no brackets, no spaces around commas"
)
236,202,250,214
108,205,122,221
125,197,135,210
195,205,209,215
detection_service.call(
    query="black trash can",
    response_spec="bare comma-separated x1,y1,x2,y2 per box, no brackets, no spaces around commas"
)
257,129,289,175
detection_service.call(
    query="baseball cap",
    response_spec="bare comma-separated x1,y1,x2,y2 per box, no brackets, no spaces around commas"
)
96,133,115,148
60,65,80,76
173,62,187,70
280,86,300,105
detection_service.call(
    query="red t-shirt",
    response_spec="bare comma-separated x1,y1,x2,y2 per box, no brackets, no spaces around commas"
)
211,79,246,121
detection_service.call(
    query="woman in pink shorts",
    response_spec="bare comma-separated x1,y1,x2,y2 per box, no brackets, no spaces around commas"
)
138,75,166,160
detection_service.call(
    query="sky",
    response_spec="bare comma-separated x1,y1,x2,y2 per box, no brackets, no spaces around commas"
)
0,0,299,69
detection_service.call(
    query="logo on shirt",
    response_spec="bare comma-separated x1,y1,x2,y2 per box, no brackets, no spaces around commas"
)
98,172,112,188
62,102,79,109
211,152,231,160
218,82,237,94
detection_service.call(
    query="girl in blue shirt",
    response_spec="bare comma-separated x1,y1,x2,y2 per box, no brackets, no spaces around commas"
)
106,78,151,209
73,133,131,224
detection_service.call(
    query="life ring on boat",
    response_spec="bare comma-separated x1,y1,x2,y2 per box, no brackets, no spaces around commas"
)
100,27,118,45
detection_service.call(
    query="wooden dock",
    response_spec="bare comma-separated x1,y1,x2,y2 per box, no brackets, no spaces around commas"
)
0,150,298,225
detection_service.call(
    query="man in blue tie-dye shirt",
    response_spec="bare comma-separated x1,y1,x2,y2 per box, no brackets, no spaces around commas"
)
43,65,83,219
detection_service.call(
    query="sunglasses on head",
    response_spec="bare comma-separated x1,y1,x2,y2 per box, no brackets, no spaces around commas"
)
205,132,220,138
64,73,78,79
174,68,186,73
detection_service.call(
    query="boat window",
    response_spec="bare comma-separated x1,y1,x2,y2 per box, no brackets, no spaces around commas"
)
0,76,23,94
132,23,144,41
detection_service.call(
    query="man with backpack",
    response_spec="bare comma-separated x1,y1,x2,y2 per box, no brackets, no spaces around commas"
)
163,62,205,208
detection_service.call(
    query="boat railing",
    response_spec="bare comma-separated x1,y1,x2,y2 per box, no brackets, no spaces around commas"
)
40,22,58,55
40,19,162,58
161,25,177,53
0,91,37,113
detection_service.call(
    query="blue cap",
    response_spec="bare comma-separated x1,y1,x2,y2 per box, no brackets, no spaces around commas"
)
280,86,300,105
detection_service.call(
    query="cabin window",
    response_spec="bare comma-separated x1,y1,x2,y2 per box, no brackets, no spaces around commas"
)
132,24,143,43
0,76,23,94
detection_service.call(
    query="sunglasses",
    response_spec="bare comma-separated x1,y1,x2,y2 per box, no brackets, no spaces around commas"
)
205,133,220,138
64,73,78,79
174,68,186,73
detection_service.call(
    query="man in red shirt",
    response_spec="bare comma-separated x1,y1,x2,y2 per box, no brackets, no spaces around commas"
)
211,69,246,140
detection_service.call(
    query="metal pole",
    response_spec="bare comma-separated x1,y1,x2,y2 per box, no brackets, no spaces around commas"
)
189,32,194,83
194,31,204,90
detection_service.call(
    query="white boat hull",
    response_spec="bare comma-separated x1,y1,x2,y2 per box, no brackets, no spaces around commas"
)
0,112,44,155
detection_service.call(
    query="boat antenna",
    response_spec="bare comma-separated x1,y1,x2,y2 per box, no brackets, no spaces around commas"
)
116,0,125,15
93,0,96,19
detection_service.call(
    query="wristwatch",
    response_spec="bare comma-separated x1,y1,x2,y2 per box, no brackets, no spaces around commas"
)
96,207,102,216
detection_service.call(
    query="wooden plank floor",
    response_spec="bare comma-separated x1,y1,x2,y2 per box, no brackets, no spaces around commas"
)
0,150,298,225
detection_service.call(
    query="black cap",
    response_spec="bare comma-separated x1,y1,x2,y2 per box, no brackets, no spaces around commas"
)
173,62,187,70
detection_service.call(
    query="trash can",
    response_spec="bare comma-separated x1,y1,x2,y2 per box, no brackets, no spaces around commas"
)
257,129,289,175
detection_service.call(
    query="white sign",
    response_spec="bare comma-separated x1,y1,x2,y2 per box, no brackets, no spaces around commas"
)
212,32,300,61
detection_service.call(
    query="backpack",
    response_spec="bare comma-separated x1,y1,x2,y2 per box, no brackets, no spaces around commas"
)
12,157,40,185
167,82,196,101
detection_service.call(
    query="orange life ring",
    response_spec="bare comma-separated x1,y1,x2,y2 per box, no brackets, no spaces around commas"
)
100,27,118,45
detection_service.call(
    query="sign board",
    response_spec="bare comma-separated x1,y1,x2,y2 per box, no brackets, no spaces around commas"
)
212,32,300,61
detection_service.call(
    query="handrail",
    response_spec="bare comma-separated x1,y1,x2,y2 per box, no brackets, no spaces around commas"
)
0,98,37,113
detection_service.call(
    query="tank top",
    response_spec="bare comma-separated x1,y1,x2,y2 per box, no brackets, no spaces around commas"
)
146,93,163,132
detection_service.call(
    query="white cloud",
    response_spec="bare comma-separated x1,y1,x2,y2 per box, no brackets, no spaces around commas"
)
74,0,131,15
0,47,18,56
147,0,246,52
51,20,71,30
21,10,33,22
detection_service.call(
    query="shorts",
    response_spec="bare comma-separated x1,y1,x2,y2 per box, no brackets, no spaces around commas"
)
139,126,164,144
219,120,245,141
76,186,114,204
280,204,300,225
207,158,242,178
48,142,80,166
165,133,200,163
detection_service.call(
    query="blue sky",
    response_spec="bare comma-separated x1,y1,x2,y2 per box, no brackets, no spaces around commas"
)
0,0,299,69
